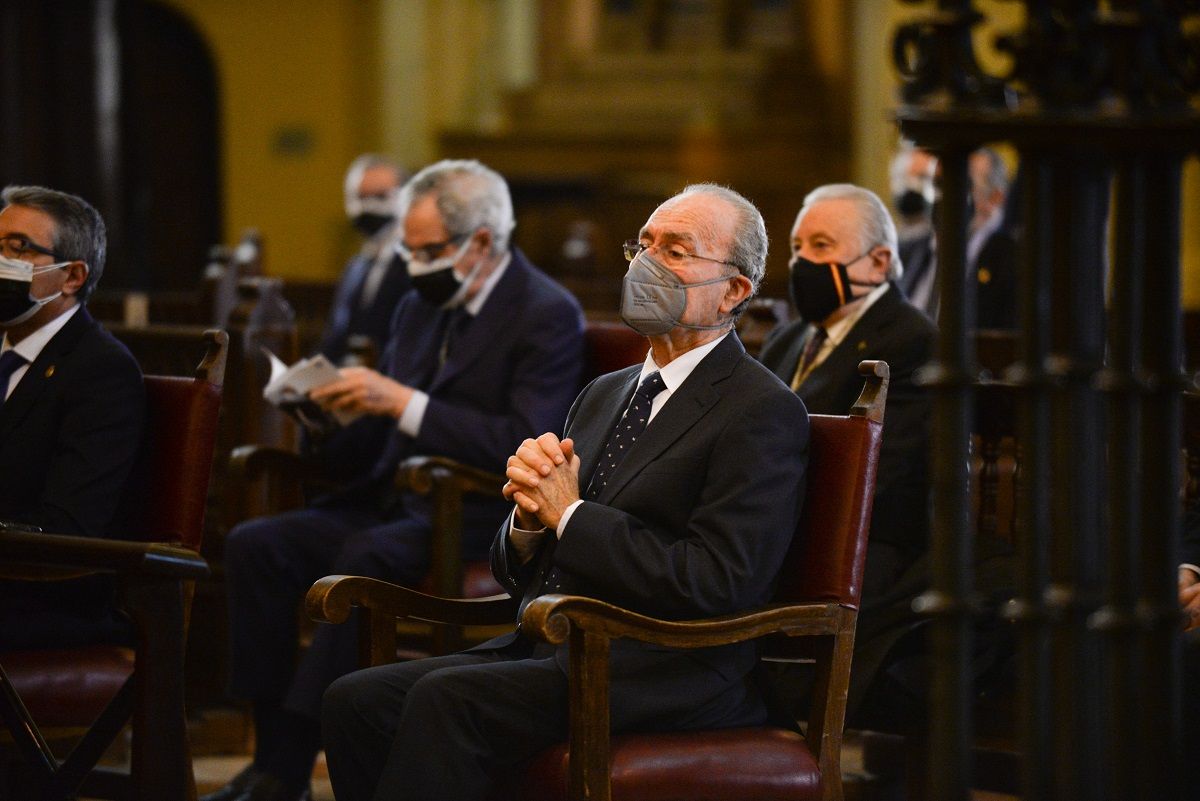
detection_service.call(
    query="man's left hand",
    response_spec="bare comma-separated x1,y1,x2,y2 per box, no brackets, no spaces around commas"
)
310,366,414,419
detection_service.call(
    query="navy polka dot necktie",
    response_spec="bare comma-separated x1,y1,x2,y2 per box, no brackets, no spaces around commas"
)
585,371,665,500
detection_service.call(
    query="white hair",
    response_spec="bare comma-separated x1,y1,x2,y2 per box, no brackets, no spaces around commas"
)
398,159,516,254
798,183,904,280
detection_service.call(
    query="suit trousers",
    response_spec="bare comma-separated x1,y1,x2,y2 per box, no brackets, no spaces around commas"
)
225,504,444,718
321,637,770,801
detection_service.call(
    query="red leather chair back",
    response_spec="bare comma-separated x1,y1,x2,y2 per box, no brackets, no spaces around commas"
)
583,321,646,381
116,335,226,551
774,411,883,610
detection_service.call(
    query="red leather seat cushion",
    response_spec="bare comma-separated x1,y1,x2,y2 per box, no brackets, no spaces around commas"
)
2,646,134,728
509,727,821,801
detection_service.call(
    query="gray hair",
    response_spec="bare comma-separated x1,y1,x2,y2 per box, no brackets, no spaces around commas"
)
344,153,403,197
799,183,903,281
1,185,106,302
398,159,515,254
671,183,767,316
972,147,1009,195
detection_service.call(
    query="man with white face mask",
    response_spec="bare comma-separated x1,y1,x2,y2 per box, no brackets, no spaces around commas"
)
0,185,145,650
318,154,409,366
212,160,584,801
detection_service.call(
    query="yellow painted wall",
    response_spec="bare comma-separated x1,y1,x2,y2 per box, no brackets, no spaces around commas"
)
160,0,381,281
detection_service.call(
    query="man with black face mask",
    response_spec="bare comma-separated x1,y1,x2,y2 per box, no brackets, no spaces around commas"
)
759,182,936,720
317,154,410,366
0,185,145,650
211,159,584,801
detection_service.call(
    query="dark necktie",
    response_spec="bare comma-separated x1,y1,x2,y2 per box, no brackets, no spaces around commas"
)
0,350,28,404
790,326,827,391
585,371,665,500
438,308,471,367
524,370,666,616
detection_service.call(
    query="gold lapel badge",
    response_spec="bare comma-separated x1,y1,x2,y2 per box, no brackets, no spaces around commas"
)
44,365,55,378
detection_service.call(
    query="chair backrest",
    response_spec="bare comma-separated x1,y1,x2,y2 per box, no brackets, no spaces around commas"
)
115,330,227,551
774,360,888,610
582,321,647,383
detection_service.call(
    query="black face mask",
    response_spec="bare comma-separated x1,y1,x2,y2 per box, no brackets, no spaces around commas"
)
788,254,881,323
895,189,930,218
0,279,37,325
410,267,463,307
351,212,394,237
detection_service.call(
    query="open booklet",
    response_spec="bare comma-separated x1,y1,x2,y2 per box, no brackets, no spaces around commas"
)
262,349,363,433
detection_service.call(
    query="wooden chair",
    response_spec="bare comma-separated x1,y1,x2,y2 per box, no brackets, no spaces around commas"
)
308,360,889,801
0,330,227,801
230,320,648,603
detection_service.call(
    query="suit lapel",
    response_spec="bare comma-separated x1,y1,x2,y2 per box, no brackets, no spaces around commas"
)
594,335,742,505
427,251,529,394
0,306,91,431
797,285,900,405
575,368,640,488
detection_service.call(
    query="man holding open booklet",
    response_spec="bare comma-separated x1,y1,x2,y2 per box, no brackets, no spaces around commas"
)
205,159,585,801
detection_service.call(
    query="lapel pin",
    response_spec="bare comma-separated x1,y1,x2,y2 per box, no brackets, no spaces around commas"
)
857,341,867,351
45,365,55,378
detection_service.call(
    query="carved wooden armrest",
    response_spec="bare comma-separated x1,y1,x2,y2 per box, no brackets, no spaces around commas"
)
394,456,505,498
306,575,518,666
519,594,844,650
0,528,209,581
228,444,327,486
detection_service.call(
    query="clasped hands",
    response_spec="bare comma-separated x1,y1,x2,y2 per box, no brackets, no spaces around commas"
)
309,367,414,419
503,433,581,531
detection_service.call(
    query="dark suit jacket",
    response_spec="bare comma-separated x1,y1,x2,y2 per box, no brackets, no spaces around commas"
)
1184,501,1200,568
319,250,411,365
0,306,145,646
760,284,935,563
332,249,585,544
491,334,809,700
974,226,1017,330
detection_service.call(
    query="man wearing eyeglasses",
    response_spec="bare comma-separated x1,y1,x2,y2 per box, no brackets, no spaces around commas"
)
0,185,145,650
211,160,584,801
321,184,809,801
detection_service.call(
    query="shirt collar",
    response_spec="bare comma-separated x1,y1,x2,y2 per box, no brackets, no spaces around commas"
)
464,251,511,316
824,282,889,348
638,331,729,395
2,304,81,363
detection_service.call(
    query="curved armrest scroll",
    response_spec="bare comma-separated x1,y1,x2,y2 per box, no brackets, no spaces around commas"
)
395,456,505,498
306,575,517,627
520,594,845,649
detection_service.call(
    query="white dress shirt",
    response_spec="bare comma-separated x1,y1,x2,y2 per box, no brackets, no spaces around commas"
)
1,304,80,401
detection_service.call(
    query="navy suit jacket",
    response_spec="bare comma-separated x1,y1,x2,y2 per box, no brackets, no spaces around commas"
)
333,249,585,539
760,285,936,561
491,334,809,698
0,306,145,537
319,250,412,365
0,306,145,644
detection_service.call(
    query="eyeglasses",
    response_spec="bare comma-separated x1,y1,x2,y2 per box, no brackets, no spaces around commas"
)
622,239,739,271
0,234,64,262
397,233,470,264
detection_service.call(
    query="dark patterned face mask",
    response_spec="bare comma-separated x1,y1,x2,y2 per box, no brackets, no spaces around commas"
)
787,253,880,323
